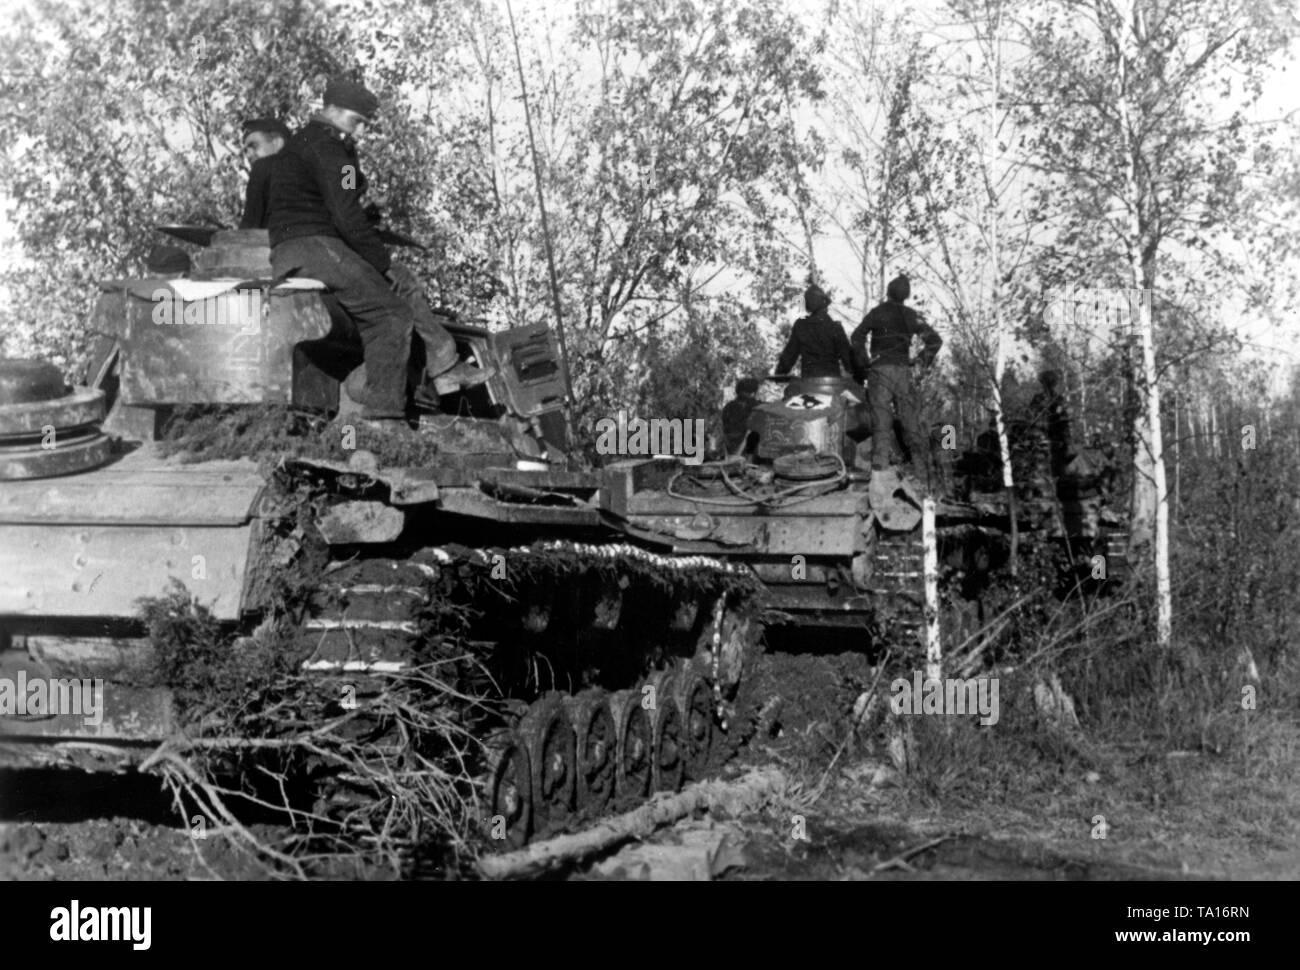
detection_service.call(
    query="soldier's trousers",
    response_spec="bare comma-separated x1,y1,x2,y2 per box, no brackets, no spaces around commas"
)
272,237,457,417
866,364,927,470
386,263,459,378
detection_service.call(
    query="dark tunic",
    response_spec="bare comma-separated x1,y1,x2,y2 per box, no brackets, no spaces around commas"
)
851,300,943,368
267,116,390,274
775,308,865,381
721,396,759,453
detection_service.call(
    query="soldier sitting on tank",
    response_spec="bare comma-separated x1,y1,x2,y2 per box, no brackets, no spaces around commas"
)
266,79,490,422
851,274,942,474
720,376,761,456
239,117,291,230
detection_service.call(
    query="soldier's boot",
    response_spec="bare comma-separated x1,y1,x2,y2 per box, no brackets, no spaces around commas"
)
409,361,494,412
432,359,495,396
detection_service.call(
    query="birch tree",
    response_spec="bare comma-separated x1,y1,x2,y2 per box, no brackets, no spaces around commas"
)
928,0,1037,563
828,2,1036,546
817,3,938,305
1015,0,1296,647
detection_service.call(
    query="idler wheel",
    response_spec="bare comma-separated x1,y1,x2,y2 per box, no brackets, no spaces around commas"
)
608,689,651,810
518,692,576,837
561,690,616,818
484,729,532,849
644,672,684,793
674,670,715,779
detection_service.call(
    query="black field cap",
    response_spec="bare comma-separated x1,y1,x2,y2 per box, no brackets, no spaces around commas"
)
736,377,761,396
242,117,291,140
804,283,830,313
887,274,911,301
323,78,380,119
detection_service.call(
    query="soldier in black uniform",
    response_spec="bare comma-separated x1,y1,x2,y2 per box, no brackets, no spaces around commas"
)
774,284,866,384
266,79,488,421
720,377,761,456
851,274,942,472
239,118,291,230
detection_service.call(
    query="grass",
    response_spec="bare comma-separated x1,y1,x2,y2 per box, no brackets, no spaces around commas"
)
782,573,1300,878
757,437,1300,878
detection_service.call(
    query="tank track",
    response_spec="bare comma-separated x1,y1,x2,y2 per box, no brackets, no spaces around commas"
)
293,540,762,850
867,530,927,647
868,518,1056,659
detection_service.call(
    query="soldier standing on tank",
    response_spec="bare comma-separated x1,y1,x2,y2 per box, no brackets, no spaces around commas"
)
239,118,291,230
266,79,489,422
774,284,866,385
851,274,942,473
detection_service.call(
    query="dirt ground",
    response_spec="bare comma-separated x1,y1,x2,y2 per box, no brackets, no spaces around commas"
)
3,650,1297,881
0,770,284,880
723,748,1300,882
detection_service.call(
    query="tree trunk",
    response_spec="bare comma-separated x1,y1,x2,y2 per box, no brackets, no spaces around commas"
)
1114,0,1171,649
985,2,1018,573
477,768,787,879
1173,388,1181,521
923,497,941,680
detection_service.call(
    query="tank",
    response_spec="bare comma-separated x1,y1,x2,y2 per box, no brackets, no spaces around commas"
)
0,231,1126,862
603,372,1128,654
0,231,767,860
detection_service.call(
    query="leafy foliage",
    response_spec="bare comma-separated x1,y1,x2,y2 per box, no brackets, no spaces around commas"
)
0,0,818,427
0,0,352,372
